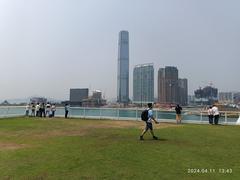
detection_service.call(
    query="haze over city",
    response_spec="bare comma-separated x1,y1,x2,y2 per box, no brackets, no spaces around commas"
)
0,0,239,101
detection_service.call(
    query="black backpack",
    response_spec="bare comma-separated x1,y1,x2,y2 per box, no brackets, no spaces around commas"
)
141,109,149,121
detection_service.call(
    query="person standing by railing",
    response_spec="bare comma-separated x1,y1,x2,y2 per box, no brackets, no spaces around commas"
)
175,104,182,124
45,102,51,117
31,103,35,117
207,106,214,124
51,104,56,117
65,104,70,118
25,104,30,116
35,103,40,117
212,105,220,125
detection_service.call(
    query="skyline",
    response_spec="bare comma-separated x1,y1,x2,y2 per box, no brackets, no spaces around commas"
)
0,0,239,101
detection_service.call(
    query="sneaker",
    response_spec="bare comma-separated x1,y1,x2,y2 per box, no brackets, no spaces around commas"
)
140,136,144,140
153,136,158,140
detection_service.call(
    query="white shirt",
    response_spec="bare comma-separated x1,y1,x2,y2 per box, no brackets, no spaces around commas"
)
36,104,40,111
212,106,219,116
26,104,30,110
207,108,213,115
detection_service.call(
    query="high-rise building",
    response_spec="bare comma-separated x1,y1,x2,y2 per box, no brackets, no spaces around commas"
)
194,86,218,105
158,68,166,103
178,78,188,105
117,31,129,104
158,66,188,105
158,66,179,104
133,63,154,104
69,88,89,106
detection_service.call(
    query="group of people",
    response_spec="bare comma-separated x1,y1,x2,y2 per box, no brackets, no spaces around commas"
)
25,102,56,118
207,105,220,125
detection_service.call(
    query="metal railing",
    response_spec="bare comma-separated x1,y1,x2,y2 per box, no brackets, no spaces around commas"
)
0,106,239,125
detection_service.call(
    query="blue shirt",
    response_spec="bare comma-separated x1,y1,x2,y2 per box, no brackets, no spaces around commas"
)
147,109,153,123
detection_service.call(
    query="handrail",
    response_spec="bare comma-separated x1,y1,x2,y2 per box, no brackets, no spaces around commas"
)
0,106,239,125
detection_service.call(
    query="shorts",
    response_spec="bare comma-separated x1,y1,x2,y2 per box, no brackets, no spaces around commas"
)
145,122,153,131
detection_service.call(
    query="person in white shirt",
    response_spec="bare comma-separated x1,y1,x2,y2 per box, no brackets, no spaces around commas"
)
25,104,30,116
51,104,56,117
212,105,220,125
45,103,51,117
207,106,214,124
35,103,40,117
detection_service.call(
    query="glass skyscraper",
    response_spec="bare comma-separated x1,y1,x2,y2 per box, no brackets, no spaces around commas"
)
133,64,154,104
117,31,129,104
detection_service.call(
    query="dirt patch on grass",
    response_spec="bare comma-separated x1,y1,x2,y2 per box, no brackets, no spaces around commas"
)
84,120,180,129
27,120,179,139
1,120,181,140
0,142,28,151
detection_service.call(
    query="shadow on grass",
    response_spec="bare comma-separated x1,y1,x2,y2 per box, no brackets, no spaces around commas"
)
139,138,168,142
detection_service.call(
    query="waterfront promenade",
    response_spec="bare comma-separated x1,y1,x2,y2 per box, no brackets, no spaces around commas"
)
0,106,239,125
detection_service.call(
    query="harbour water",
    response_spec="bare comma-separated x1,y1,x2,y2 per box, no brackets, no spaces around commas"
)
0,106,238,124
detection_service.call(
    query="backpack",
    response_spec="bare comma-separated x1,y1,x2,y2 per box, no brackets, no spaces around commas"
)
141,109,149,121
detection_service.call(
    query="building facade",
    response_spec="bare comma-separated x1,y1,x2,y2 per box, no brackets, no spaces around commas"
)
194,86,218,105
178,78,188,106
117,30,129,104
133,64,154,104
158,66,179,104
158,68,166,103
82,90,106,107
69,88,89,106
158,66,188,105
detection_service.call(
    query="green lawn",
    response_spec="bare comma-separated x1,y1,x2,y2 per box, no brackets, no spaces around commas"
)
0,117,239,180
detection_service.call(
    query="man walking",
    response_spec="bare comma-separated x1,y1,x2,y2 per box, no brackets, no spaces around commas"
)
140,103,159,140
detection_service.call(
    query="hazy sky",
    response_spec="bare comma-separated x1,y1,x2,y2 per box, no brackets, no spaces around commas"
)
0,0,239,101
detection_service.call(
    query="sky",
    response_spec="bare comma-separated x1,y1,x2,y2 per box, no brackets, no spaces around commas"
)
0,0,239,101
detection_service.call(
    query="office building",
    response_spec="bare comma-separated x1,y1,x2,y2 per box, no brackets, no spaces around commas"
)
133,63,154,104
158,66,188,105
178,78,188,106
158,66,179,104
69,88,89,106
82,90,107,107
117,30,129,104
194,86,218,105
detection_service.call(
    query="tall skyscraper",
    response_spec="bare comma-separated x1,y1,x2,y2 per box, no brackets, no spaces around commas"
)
133,64,154,104
117,31,129,104
178,78,188,105
158,66,188,105
158,68,166,103
165,66,179,104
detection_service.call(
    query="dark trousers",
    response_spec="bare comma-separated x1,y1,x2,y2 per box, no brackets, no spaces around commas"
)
36,111,39,117
214,115,219,125
65,110,69,118
208,115,213,124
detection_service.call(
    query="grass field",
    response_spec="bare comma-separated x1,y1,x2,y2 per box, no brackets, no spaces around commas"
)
0,117,239,180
